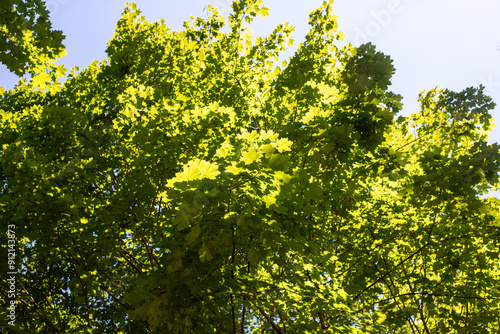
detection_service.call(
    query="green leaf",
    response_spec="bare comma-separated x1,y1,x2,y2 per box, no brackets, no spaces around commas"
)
241,147,262,165
186,224,201,244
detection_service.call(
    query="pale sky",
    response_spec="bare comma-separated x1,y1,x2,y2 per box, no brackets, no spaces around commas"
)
1,0,499,194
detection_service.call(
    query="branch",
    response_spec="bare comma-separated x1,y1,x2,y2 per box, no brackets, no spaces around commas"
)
319,312,329,330
305,269,329,330
353,242,430,301
17,296,62,333
118,245,145,275
258,307,283,334
141,236,159,268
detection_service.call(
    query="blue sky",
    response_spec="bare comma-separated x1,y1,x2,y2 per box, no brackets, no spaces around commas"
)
1,0,499,194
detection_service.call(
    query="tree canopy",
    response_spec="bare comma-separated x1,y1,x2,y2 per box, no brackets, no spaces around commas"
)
0,0,65,76
1,1,500,333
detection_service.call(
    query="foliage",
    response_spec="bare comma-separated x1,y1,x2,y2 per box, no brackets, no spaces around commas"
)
0,0,66,76
1,1,499,333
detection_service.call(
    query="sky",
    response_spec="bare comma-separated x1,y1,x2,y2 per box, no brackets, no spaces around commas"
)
1,0,499,193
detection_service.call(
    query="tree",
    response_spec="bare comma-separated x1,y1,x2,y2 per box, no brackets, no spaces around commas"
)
1,1,499,333
0,0,65,76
